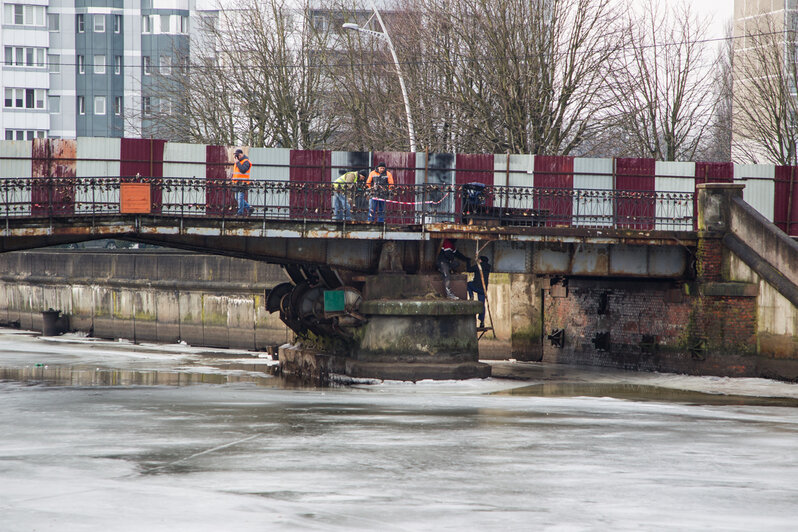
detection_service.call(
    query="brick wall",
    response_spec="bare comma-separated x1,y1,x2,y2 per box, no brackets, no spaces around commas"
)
543,279,692,371
696,237,723,281
541,277,760,376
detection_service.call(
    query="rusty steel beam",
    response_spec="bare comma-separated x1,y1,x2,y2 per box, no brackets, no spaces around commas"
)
0,215,697,277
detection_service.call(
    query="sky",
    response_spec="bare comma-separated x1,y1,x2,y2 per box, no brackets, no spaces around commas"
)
697,0,734,38
197,0,737,38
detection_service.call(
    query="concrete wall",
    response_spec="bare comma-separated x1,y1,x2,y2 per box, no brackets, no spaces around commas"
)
729,251,798,359
730,197,798,287
0,250,291,350
485,274,511,340
725,194,798,360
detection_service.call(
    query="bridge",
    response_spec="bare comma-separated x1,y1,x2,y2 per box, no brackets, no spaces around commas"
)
1,176,796,382
0,177,695,274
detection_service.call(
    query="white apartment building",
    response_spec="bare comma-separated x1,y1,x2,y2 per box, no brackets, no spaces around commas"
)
1,0,194,140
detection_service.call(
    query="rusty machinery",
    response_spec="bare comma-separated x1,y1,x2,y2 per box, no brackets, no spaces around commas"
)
265,264,365,341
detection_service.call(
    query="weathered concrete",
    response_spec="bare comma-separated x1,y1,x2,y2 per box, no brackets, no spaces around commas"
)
509,274,544,361
357,299,483,361
351,276,491,379
0,250,290,350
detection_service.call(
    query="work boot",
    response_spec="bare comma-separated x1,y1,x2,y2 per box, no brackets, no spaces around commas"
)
446,291,459,300
479,321,485,329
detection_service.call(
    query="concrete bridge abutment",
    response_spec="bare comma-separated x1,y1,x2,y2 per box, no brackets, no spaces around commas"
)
277,270,491,382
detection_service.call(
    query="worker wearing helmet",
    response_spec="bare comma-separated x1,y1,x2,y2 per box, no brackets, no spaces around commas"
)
232,148,252,216
366,162,394,223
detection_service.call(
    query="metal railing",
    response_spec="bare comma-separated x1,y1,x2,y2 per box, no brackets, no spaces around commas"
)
0,177,696,231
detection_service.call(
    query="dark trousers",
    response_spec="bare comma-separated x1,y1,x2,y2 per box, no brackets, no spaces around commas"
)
467,281,486,324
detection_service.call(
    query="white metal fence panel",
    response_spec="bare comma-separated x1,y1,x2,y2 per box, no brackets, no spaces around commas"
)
495,154,533,210
250,147,290,217
655,161,695,230
735,163,775,222
573,157,614,227
75,138,120,214
0,140,32,216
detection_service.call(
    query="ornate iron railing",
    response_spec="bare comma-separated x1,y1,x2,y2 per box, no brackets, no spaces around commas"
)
0,177,695,231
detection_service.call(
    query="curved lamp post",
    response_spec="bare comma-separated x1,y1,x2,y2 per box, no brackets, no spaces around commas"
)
342,6,417,152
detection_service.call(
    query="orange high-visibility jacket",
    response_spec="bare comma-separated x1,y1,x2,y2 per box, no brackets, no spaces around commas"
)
366,170,394,189
232,154,252,184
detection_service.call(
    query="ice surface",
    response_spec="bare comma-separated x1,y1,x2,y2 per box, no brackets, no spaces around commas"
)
1,328,798,531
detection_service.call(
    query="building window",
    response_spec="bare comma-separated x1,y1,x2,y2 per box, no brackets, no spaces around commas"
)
5,130,46,140
114,14,121,33
94,55,105,74
160,14,169,33
142,15,151,33
77,95,85,115
114,56,122,75
6,88,18,107
49,95,60,113
161,99,172,115
4,47,46,67
77,14,84,33
4,4,45,26
114,96,122,115
48,13,59,31
143,56,151,75
3,88,46,109
48,54,59,73
77,55,84,74
160,56,171,75
94,96,106,115
312,14,327,31
180,15,188,33
3,88,44,109
94,14,104,32
142,96,151,115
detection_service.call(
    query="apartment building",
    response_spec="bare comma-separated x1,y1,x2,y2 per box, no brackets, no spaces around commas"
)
732,0,798,162
1,0,194,140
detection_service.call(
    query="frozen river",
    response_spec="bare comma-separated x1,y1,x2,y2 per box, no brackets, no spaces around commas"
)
2,328,798,531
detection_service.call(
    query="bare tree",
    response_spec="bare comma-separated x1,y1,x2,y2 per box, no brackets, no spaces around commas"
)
311,1,422,152
733,13,798,165
608,0,717,161
387,0,626,155
130,0,335,148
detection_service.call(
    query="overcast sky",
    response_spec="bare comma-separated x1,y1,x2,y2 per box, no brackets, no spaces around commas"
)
195,0,736,41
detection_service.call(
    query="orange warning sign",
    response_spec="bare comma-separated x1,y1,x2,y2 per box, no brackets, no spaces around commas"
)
120,183,151,213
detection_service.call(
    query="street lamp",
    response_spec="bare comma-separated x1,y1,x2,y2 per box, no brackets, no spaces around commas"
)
342,6,417,152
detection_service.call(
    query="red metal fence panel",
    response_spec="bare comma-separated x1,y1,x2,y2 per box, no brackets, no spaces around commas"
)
290,150,331,220
205,145,232,215
534,155,574,226
31,139,76,216
616,158,655,230
121,138,165,213
372,151,416,223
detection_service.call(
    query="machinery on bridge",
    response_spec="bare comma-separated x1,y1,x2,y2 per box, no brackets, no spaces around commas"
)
265,264,365,343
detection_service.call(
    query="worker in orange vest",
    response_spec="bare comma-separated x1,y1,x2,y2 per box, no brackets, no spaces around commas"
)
366,162,394,222
232,148,252,216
